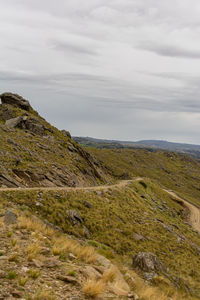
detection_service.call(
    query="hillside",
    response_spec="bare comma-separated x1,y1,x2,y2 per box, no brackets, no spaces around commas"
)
0,93,108,188
87,147,200,207
0,178,200,299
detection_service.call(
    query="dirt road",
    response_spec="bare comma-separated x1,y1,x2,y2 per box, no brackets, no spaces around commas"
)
164,190,200,234
0,178,143,192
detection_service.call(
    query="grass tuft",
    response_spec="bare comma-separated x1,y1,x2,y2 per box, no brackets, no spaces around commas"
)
82,279,105,298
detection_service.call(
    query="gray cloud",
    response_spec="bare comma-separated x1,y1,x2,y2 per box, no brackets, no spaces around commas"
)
51,40,97,56
139,42,200,59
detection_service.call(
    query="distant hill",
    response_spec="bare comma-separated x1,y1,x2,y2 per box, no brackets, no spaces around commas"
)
73,136,200,160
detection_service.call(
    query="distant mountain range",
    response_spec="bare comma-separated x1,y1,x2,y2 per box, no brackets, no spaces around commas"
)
73,136,200,160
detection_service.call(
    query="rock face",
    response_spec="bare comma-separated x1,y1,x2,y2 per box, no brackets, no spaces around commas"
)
132,252,165,273
0,93,31,111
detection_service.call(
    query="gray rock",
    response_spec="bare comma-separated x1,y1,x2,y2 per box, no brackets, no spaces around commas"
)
5,114,46,135
143,272,158,281
0,92,31,111
81,266,101,280
5,116,27,129
11,290,22,298
44,259,60,268
4,210,18,225
66,209,83,226
96,190,102,197
161,223,173,233
133,233,145,241
68,253,76,260
56,275,79,285
23,117,45,135
132,252,166,273
83,226,91,238
83,201,92,208
177,237,182,243
61,130,71,138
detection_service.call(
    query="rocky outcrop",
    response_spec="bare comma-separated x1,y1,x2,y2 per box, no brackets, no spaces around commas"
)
0,105,17,121
5,115,48,135
20,116,46,135
0,92,106,188
62,130,71,138
5,116,28,129
66,210,83,226
0,93,31,111
133,252,166,273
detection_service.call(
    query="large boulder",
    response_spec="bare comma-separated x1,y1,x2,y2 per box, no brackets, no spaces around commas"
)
5,116,27,129
5,115,46,135
132,252,165,273
22,117,46,135
0,93,31,111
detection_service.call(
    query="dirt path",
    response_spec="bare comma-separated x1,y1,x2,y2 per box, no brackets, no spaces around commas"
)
0,177,143,192
163,190,200,234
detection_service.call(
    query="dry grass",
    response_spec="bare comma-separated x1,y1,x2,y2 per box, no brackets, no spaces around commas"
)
124,270,195,300
52,236,97,263
101,266,117,283
28,269,40,279
8,253,19,262
26,242,42,261
18,276,29,286
10,238,17,247
18,216,54,237
137,286,181,300
76,245,97,263
32,287,55,300
82,279,105,298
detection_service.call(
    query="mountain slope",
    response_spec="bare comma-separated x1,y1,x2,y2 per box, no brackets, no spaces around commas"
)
0,178,199,299
0,93,108,188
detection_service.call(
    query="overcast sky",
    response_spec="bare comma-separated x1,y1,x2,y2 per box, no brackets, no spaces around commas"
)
1,0,200,143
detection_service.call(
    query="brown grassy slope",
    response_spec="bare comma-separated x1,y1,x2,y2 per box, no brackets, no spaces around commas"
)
86,147,200,206
0,202,196,300
1,179,200,296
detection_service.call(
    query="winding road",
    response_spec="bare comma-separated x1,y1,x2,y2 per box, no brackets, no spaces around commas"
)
0,177,200,233
163,189,200,234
